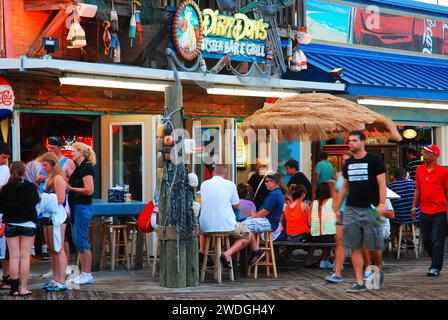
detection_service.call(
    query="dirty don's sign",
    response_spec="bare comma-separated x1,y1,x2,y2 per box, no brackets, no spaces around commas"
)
172,0,269,63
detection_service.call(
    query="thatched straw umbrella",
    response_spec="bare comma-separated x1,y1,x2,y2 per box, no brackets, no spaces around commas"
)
239,93,402,142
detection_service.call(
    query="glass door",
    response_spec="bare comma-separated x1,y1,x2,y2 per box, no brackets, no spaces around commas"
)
111,124,143,201
101,115,155,203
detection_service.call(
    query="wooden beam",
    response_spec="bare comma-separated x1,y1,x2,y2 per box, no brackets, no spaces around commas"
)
24,0,74,11
27,9,71,57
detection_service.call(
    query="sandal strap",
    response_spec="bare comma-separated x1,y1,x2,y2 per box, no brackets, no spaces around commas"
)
8,278,19,295
2,274,11,284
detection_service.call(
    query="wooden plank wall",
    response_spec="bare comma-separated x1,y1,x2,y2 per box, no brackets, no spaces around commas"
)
9,76,264,118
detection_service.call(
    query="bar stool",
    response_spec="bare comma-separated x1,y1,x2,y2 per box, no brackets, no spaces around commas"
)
201,233,234,284
397,223,419,259
100,224,131,271
126,221,151,269
248,231,277,279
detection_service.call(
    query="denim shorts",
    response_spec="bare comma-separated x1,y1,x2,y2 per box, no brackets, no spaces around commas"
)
72,204,93,253
5,224,36,238
41,217,69,226
287,233,311,243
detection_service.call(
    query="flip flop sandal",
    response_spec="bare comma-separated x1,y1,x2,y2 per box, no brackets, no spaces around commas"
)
220,255,232,269
8,290,20,296
0,275,11,290
19,290,32,297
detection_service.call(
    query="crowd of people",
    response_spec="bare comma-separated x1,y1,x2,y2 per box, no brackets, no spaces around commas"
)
0,130,446,296
0,137,96,296
198,130,448,293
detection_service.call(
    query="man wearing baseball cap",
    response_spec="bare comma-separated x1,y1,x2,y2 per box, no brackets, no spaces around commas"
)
412,144,448,277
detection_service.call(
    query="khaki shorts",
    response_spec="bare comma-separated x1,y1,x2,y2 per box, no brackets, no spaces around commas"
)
343,206,382,250
229,223,251,240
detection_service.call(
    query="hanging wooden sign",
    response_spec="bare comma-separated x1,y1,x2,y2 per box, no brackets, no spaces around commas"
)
172,0,203,61
172,1,269,63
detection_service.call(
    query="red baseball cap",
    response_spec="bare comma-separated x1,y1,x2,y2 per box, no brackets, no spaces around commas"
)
423,144,440,158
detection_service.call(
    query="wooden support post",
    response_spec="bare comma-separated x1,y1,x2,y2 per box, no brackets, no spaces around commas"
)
158,83,199,288
186,235,199,287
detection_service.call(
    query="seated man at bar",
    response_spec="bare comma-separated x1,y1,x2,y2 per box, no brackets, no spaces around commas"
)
199,165,265,269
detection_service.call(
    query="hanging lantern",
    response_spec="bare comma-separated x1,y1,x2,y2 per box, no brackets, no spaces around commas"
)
0,77,14,120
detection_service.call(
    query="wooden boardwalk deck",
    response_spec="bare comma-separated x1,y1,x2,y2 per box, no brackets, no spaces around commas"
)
1,248,448,300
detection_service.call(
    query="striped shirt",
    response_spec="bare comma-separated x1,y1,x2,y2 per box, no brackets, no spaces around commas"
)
406,159,424,181
387,178,420,224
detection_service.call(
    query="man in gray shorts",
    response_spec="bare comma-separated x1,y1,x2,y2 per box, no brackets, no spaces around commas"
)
333,131,387,293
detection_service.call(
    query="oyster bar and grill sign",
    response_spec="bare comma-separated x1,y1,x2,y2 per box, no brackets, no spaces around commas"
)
172,0,269,63
0,77,14,119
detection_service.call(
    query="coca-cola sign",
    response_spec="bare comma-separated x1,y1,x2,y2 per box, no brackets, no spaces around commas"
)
0,77,14,119
423,19,437,54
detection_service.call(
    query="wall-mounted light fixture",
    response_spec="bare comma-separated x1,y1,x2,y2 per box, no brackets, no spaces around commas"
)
329,67,344,83
403,128,417,139
358,98,448,110
207,85,298,98
59,74,169,91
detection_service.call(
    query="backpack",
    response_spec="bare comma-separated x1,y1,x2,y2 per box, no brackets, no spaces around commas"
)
137,201,155,233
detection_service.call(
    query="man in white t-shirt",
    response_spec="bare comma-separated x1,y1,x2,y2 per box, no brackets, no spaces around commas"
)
0,142,11,289
199,165,265,268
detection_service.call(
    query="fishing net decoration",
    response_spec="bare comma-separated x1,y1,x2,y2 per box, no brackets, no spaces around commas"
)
159,119,198,244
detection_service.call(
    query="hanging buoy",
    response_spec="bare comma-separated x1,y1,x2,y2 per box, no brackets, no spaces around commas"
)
110,32,121,63
129,8,136,47
156,123,165,138
188,173,199,188
135,10,143,44
199,58,207,74
110,0,119,32
164,135,174,146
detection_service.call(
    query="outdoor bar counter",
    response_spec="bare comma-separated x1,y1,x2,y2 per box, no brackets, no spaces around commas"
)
91,199,147,271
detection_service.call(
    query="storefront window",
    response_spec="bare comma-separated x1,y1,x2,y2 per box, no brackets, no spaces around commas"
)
193,125,221,184
111,124,143,201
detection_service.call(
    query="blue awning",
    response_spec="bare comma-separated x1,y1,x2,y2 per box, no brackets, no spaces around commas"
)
299,43,448,101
